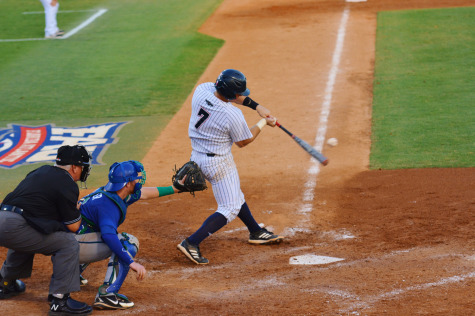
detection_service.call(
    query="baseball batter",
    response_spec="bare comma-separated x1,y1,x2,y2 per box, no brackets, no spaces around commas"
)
75,160,182,310
177,69,284,265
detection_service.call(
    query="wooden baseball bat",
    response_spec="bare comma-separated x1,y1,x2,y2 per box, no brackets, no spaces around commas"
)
275,122,329,166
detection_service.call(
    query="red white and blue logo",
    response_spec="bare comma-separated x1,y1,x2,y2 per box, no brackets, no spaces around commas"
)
0,122,127,169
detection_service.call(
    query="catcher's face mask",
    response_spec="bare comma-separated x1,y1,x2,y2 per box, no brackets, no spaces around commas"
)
130,160,146,194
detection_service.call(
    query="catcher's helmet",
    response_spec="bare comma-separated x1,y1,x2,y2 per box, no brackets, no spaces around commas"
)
215,69,250,100
104,160,146,192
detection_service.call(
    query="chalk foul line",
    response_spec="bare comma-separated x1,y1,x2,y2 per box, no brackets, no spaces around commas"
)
297,7,350,217
22,9,98,15
61,9,107,39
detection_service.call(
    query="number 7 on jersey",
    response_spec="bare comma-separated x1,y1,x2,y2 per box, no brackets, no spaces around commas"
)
194,108,210,129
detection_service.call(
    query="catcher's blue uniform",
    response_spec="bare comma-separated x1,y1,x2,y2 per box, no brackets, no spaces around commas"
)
76,187,140,294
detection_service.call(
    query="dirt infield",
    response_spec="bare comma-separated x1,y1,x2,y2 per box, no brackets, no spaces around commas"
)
1,0,474,315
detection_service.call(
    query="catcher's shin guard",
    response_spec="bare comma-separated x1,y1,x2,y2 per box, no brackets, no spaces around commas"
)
102,233,139,293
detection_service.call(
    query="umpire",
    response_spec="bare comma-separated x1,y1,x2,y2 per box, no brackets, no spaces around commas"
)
0,145,93,315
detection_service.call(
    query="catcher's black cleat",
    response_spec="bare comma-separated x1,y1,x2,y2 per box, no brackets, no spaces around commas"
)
177,238,209,264
248,228,284,244
93,292,134,310
0,278,26,299
49,293,92,315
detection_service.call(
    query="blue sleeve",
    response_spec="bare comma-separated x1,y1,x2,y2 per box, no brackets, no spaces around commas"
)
101,233,134,265
96,200,121,235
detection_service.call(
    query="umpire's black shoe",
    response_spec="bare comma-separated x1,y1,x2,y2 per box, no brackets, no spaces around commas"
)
0,279,26,299
49,293,92,315
248,228,284,244
177,238,209,264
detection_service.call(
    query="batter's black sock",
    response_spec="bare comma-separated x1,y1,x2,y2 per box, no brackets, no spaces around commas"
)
238,202,261,233
188,212,227,245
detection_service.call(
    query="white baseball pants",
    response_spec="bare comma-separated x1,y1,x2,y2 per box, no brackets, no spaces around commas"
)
190,151,245,222
39,0,59,37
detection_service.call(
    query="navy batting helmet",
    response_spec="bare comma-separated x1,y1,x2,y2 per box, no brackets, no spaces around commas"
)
215,69,250,100
104,160,146,192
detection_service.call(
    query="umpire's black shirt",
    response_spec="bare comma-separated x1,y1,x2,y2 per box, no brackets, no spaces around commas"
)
3,165,81,225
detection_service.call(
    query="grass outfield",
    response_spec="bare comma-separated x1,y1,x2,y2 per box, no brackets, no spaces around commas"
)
0,0,223,197
371,6,475,169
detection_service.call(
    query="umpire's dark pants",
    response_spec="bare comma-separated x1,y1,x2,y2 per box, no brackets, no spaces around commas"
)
0,211,80,294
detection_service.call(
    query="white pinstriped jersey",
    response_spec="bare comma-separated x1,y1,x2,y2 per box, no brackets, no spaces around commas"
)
188,82,252,222
188,82,252,155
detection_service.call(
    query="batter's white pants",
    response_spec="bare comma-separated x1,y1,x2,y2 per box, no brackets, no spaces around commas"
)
39,0,59,37
190,151,245,222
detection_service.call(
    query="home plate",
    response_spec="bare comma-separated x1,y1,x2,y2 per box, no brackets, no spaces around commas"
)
289,254,344,265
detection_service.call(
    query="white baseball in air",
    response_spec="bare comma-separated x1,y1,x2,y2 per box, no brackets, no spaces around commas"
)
326,137,338,147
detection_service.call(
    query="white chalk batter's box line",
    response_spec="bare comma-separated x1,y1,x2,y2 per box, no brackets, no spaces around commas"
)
297,271,475,314
0,9,107,42
337,271,475,313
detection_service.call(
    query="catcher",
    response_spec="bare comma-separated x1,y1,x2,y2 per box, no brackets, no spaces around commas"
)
75,160,205,310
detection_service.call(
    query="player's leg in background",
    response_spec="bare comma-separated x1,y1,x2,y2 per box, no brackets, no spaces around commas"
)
39,0,59,37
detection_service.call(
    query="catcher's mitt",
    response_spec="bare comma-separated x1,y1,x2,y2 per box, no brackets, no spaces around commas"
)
172,161,207,196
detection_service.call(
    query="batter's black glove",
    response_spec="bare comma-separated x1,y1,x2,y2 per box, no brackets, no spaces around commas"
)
172,161,207,196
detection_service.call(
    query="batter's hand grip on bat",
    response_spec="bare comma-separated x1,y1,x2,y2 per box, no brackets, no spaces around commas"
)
276,121,329,166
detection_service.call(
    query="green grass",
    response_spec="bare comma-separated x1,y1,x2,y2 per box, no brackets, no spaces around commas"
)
0,0,223,197
371,6,475,169
0,0,223,119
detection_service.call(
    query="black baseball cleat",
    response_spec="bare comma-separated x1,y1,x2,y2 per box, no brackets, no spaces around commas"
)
248,228,284,244
177,238,209,264
93,292,134,310
0,278,26,299
49,293,92,315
